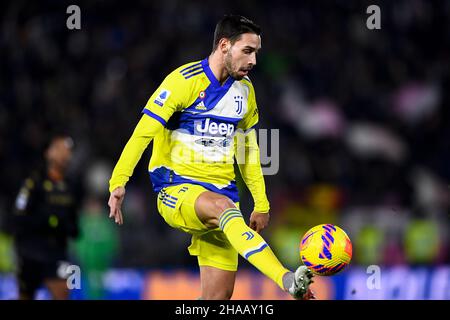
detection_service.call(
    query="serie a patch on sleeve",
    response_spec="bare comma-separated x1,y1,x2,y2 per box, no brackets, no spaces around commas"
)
154,89,171,107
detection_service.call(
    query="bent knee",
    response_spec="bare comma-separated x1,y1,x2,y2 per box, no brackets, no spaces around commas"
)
214,197,236,213
196,193,237,228
207,197,237,226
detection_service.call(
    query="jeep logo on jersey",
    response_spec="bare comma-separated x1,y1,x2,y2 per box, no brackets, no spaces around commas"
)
195,118,235,137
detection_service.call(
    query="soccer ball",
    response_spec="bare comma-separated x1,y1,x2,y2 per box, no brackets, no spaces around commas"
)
300,224,352,276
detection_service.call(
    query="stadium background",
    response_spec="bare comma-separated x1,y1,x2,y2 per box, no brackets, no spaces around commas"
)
0,0,449,299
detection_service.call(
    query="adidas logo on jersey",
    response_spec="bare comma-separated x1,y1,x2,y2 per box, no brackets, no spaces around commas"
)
195,118,235,136
195,101,207,110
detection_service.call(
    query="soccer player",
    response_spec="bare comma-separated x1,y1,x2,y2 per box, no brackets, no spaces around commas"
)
108,15,314,300
11,134,81,300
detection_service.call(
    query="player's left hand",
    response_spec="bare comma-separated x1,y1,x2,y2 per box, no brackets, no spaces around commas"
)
249,211,270,233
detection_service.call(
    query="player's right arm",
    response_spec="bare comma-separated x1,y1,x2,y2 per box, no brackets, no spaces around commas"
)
108,68,190,225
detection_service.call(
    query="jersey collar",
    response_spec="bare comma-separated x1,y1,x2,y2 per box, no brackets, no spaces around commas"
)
201,58,235,90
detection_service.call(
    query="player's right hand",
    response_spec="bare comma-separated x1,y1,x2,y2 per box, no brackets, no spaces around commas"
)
108,186,125,225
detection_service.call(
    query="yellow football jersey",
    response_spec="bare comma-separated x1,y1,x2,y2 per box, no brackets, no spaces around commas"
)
110,58,269,212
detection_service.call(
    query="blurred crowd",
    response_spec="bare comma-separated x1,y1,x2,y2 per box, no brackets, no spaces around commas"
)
0,0,449,286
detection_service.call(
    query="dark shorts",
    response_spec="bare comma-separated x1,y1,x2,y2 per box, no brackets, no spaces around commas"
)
16,256,70,297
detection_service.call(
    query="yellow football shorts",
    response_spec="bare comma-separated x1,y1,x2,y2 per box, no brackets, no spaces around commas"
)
156,183,238,271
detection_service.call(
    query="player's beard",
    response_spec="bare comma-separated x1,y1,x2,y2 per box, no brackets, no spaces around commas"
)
224,51,245,80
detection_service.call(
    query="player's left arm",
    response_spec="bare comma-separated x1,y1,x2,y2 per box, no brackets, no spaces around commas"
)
235,129,270,233
235,81,270,233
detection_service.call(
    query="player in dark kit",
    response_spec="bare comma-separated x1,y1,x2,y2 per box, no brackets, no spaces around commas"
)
10,134,81,300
